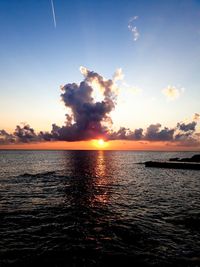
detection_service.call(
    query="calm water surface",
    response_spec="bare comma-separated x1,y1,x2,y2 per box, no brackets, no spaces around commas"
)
0,150,200,266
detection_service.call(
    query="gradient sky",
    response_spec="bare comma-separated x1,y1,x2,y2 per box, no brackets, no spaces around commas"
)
0,0,200,149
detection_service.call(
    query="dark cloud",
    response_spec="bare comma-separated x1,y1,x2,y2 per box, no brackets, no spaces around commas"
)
109,124,175,142
108,121,199,145
0,130,15,144
0,124,42,144
0,68,200,147
130,128,144,140
1,120,199,146
177,121,196,132
52,68,116,141
174,121,197,142
144,124,175,141
175,136,200,147
109,127,143,140
0,130,9,136
14,124,40,143
0,68,117,144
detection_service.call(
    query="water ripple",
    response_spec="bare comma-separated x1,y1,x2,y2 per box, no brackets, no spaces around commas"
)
0,150,200,266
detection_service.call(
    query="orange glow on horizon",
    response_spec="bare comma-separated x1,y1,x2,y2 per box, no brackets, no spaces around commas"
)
0,140,199,151
92,139,108,149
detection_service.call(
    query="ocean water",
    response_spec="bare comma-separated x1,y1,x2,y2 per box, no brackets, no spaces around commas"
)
0,150,200,267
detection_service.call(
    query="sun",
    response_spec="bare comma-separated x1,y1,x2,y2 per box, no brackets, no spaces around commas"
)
92,139,108,149
98,139,105,146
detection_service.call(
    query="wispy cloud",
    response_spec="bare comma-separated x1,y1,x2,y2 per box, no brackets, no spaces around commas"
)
128,16,140,41
113,68,124,82
193,113,200,121
50,0,57,28
162,85,184,100
112,68,142,97
122,82,142,95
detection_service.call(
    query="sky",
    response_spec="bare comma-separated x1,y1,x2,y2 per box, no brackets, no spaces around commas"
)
0,0,200,150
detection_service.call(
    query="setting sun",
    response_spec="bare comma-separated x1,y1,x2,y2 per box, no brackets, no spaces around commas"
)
98,139,105,146
92,139,108,149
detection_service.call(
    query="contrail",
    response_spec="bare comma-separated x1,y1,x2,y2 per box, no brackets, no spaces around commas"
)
50,0,56,28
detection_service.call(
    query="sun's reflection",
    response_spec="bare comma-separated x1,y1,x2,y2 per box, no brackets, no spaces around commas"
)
94,151,109,205
95,150,106,179
64,151,112,207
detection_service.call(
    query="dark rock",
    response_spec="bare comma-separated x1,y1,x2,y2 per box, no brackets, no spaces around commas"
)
169,154,200,163
145,161,200,170
169,157,180,161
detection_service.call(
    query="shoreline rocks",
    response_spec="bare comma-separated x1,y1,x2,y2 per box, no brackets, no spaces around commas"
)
145,154,200,170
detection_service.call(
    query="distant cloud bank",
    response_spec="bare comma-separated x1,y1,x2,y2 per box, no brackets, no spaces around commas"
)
0,68,199,147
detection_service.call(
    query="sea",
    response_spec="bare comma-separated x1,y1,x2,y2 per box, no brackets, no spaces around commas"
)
0,150,200,267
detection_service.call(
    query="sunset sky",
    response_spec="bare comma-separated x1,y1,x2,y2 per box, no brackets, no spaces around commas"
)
0,0,200,150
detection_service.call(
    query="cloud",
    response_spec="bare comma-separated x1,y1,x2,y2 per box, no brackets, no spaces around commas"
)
175,136,200,147
42,67,117,141
0,68,119,144
0,130,15,144
112,69,142,99
1,118,200,147
0,124,42,144
109,127,143,140
0,67,200,147
113,68,124,82
174,121,197,142
144,124,175,141
128,16,140,41
177,121,196,132
193,113,200,121
14,124,40,143
108,119,199,146
162,85,184,100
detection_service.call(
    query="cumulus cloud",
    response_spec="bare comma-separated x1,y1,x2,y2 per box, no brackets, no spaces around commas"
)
0,124,42,144
0,67,200,147
177,121,196,132
174,121,197,142
162,85,184,100
144,124,175,141
0,130,15,144
109,127,143,140
109,120,199,145
0,67,118,144
1,118,200,147
14,124,40,143
128,16,140,41
43,67,117,141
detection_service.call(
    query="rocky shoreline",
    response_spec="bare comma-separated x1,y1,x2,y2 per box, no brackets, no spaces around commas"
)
145,154,200,170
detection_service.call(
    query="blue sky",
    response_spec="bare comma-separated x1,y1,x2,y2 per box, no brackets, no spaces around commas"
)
0,0,200,133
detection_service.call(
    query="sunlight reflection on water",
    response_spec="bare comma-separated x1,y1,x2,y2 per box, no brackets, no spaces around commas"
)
0,150,200,266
